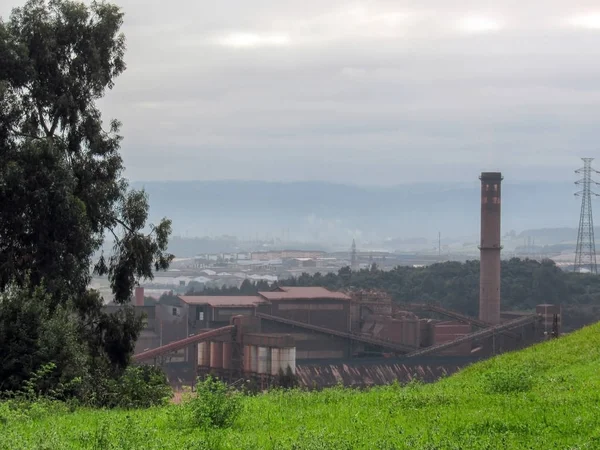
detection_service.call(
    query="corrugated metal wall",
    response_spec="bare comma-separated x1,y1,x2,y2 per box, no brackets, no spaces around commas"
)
258,299,350,332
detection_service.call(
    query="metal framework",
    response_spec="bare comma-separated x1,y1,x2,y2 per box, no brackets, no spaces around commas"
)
398,303,517,338
255,312,416,353
405,314,541,358
574,158,599,274
132,325,235,362
350,239,357,270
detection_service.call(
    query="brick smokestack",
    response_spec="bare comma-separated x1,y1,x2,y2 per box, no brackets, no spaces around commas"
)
479,172,503,324
135,286,144,306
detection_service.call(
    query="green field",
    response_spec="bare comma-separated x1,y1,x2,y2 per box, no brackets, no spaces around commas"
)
2,323,600,450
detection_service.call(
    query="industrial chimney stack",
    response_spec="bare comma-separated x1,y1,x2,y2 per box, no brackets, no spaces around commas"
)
479,172,503,324
135,286,145,307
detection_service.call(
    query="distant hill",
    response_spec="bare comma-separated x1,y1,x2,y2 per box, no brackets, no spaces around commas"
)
131,180,583,247
515,227,600,244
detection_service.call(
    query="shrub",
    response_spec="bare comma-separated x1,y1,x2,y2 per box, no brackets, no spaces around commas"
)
0,285,88,396
77,365,172,408
482,365,535,394
116,365,173,408
182,376,241,429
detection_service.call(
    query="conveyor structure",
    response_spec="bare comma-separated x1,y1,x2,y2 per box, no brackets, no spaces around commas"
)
256,312,416,353
132,325,235,362
405,314,542,358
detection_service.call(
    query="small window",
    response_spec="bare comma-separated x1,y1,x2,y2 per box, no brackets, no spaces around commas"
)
485,184,490,191
172,307,177,316
493,184,498,191
196,309,205,321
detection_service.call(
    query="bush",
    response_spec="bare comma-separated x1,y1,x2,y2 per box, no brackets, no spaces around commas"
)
116,365,173,408
77,365,172,408
482,365,535,394
0,285,88,396
182,376,241,429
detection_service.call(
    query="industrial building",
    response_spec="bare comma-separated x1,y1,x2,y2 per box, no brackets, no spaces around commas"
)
129,171,562,388
131,286,558,388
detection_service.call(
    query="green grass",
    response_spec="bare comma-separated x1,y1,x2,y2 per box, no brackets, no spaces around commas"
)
2,323,600,449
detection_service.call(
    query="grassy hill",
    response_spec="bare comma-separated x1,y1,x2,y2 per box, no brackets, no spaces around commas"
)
2,323,600,449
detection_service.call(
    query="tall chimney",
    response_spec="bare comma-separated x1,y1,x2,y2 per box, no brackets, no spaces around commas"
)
135,286,144,307
479,172,503,324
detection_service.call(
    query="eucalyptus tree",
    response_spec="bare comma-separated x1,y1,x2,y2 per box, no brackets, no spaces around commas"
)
0,0,173,380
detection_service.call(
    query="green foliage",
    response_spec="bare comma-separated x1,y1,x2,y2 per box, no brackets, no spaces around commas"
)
0,282,147,401
78,292,145,371
18,363,61,401
0,285,87,395
0,0,173,398
181,376,242,429
2,322,600,448
187,279,271,296
192,258,600,330
481,365,535,394
0,0,173,303
1,362,171,413
202,258,600,329
0,396,68,427
71,365,172,409
114,366,173,409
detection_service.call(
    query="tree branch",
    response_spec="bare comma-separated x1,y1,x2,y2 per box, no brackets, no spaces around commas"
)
9,128,43,141
36,102,51,136
114,217,134,234
49,113,60,136
107,226,121,244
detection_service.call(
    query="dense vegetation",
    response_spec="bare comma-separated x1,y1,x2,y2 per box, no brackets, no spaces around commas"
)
2,321,599,449
188,279,273,296
191,258,600,330
0,0,172,401
284,259,600,315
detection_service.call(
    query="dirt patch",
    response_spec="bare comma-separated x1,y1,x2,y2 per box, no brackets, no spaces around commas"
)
171,391,185,404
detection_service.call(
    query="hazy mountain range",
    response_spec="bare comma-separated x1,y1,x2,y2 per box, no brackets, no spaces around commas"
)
131,180,585,249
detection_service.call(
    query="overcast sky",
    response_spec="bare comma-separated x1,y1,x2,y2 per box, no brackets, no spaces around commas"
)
3,0,600,185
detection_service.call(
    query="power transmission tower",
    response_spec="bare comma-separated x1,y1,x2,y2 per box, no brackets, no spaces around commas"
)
574,158,599,274
350,239,357,270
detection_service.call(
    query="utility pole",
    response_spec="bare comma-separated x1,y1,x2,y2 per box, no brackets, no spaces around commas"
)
574,158,599,274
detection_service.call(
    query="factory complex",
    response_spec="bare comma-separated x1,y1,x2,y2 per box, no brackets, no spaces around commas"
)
126,172,562,389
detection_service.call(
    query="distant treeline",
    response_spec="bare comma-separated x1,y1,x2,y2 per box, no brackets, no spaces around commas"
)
186,279,272,296
190,259,600,330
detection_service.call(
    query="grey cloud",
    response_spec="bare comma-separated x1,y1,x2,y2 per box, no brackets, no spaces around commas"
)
3,0,600,184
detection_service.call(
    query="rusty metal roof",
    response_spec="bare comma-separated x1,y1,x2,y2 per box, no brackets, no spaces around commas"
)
178,296,266,307
295,360,468,387
259,287,351,301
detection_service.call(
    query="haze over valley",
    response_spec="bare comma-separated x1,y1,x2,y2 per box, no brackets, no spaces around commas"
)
134,179,584,254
